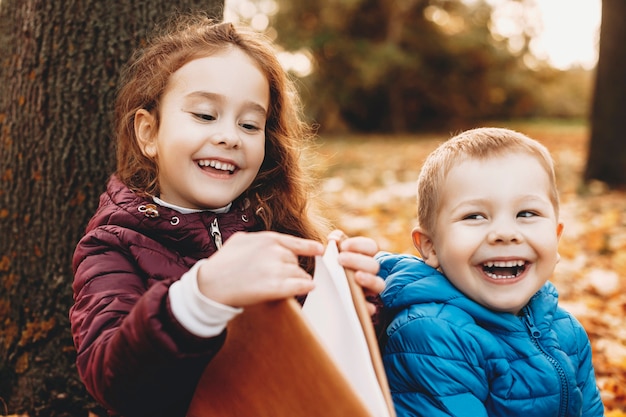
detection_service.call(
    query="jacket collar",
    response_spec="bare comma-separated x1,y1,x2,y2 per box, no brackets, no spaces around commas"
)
379,252,559,331
85,175,260,259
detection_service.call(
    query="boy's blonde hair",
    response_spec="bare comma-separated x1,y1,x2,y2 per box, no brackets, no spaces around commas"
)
417,127,559,234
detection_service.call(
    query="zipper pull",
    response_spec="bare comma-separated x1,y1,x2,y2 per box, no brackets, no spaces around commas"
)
522,308,542,338
210,218,223,250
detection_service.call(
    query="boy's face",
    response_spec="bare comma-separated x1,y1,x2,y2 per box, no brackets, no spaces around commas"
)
414,153,563,314
134,48,269,209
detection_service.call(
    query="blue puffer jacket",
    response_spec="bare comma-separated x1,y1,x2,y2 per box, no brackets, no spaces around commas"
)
377,252,604,417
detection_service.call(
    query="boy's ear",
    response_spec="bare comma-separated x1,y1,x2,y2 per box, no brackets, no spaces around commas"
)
556,222,564,240
556,222,565,264
134,109,157,158
412,227,439,269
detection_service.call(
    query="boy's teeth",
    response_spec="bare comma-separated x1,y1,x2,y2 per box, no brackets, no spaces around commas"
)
484,260,525,268
482,260,527,279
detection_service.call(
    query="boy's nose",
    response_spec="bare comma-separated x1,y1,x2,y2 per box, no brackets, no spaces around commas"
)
487,222,523,244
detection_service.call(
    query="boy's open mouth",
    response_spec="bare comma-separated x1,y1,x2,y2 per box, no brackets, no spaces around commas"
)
482,260,528,279
198,159,236,174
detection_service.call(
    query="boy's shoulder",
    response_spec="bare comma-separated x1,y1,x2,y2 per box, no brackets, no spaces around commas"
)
377,251,453,309
375,251,434,277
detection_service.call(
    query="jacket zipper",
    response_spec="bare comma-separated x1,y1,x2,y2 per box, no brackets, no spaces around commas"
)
521,306,569,417
210,218,223,250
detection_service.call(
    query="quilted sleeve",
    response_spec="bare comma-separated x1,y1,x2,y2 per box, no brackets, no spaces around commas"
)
70,227,226,416
383,313,490,417
572,318,605,416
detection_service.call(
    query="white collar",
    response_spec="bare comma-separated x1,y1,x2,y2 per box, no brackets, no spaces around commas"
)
152,196,232,214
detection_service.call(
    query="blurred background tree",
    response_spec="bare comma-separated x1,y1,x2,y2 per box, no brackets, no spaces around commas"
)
586,0,626,188
0,1,223,416
263,0,593,132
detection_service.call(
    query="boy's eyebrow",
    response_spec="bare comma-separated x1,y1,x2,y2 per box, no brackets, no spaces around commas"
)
451,194,553,210
452,193,550,209
448,199,487,213
185,91,268,115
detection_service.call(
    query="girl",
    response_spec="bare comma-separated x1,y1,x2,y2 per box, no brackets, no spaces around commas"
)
70,16,383,417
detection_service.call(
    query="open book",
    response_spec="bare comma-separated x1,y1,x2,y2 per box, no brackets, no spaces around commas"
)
187,241,395,417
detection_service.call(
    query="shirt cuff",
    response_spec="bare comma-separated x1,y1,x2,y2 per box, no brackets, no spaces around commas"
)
169,260,243,337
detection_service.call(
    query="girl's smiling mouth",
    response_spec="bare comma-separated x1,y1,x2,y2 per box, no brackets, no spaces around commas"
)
481,260,528,280
197,159,237,174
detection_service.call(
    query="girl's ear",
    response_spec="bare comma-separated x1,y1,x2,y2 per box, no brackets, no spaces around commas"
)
134,109,157,158
412,227,440,269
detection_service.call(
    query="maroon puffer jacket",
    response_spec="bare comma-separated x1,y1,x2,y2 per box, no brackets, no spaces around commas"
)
70,175,261,417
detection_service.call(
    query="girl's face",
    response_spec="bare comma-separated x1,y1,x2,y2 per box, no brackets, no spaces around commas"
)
135,48,269,209
415,153,563,314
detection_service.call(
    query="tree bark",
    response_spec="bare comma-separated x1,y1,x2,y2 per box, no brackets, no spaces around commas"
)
383,0,420,133
0,1,223,415
585,0,626,188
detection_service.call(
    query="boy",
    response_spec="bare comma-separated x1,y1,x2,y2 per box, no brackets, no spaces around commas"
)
378,127,604,416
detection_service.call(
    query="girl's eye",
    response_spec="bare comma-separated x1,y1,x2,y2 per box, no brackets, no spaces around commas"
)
193,113,216,121
239,123,259,131
240,122,260,131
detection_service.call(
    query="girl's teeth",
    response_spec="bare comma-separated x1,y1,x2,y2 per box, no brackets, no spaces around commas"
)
198,160,235,172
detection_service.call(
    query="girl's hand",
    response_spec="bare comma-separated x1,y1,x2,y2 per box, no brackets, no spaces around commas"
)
197,231,324,307
328,230,384,316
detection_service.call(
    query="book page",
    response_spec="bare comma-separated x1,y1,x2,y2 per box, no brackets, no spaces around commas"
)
302,241,391,417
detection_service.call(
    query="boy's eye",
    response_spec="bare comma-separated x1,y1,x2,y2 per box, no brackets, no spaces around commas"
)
463,213,486,220
517,210,537,218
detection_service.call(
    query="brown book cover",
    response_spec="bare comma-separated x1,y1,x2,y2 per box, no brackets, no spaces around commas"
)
187,242,395,417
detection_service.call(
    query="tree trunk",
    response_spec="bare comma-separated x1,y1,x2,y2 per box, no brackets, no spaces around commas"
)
585,0,626,188
0,1,223,415
383,0,420,133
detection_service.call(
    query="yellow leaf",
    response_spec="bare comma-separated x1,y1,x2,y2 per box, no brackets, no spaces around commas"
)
585,229,607,252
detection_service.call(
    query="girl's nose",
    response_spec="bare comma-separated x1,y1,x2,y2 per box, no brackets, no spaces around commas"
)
211,121,241,148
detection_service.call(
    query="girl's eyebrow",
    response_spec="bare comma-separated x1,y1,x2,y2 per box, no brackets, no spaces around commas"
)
186,91,268,116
